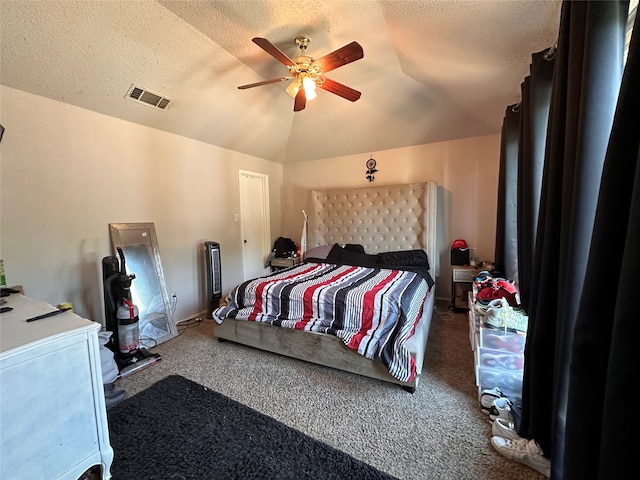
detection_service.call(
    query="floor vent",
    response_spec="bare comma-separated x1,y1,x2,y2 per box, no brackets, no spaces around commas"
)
126,85,171,110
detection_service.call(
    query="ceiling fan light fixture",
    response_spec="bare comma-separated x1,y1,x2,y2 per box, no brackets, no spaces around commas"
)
302,76,317,100
286,80,300,98
238,36,363,111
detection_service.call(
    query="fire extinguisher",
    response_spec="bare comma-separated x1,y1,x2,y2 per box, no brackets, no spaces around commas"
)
116,298,139,354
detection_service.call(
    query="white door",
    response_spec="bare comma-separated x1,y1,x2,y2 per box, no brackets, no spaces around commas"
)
239,171,271,280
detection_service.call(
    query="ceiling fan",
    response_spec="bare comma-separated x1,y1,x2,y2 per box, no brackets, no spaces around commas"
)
238,36,364,112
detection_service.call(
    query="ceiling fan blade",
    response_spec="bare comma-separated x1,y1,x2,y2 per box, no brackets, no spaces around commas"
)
319,78,361,102
238,77,292,90
252,37,296,68
293,89,306,112
315,41,364,73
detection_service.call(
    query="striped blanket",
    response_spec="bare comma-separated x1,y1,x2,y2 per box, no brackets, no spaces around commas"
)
213,261,430,382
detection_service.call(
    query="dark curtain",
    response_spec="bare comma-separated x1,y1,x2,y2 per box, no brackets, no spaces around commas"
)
494,105,520,280
494,121,507,274
495,49,554,295
516,50,554,312
518,3,628,480
563,7,640,479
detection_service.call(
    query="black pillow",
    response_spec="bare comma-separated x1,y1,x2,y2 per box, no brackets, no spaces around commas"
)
377,249,430,270
343,244,366,254
325,244,378,267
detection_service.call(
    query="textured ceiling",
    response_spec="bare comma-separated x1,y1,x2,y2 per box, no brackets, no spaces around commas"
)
0,0,561,164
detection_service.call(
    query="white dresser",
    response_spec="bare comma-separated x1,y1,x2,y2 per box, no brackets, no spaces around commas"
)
0,293,113,479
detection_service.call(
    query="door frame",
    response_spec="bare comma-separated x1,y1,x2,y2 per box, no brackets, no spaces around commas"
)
238,170,271,280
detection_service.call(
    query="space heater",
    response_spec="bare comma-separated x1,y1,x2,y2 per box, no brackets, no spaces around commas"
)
204,241,222,317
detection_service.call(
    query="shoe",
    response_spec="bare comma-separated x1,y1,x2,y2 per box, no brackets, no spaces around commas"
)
491,436,551,477
485,301,529,334
492,417,520,440
476,279,519,306
480,387,504,414
488,397,514,423
475,298,505,317
484,297,510,328
474,271,494,289
502,306,528,333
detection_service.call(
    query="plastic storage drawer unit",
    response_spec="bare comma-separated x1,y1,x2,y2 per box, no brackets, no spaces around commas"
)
477,326,527,353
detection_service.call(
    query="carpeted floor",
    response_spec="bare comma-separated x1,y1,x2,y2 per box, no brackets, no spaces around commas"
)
112,300,545,480
108,374,399,480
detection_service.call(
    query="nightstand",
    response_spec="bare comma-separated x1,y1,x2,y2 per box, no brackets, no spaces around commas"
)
451,266,479,312
270,256,300,272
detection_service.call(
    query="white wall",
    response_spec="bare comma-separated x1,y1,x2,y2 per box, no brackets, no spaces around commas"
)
1,86,501,323
0,87,283,326
281,136,501,299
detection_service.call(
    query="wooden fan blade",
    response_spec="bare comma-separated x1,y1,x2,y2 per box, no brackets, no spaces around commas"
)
315,41,364,73
319,78,361,102
252,37,296,68
238,77,292,89
293,88,306,112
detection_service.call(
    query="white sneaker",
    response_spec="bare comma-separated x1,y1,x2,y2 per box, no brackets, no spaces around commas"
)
475,298,503,316
480,387,504,414
491,436,550,477
491,417,520,440
488,397,514,423
484,298,528,333
484,297,510,328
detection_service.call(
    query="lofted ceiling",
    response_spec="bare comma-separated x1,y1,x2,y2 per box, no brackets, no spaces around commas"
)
0,0,562,164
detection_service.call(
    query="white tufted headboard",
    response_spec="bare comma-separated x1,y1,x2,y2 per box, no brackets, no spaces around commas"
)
307,182,438,277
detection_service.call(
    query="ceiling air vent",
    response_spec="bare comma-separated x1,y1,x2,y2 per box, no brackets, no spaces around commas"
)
126,85,171,110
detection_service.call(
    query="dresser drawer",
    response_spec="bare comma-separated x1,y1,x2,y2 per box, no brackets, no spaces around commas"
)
452,268,479,282
270,257,299,268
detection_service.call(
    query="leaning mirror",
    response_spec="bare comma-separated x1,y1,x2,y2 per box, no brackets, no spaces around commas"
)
109,223,177,346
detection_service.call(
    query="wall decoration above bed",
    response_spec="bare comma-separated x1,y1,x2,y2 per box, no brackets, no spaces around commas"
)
307,181,438,278
365,156,378,182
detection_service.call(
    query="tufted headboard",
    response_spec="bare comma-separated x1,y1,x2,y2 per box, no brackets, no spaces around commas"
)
307,182,438,277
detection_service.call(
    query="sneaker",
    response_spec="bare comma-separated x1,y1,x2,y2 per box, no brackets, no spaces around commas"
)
485,300,529,334
480,387,505,414
488,397,514,423
475,298,504,317
484,297,510,328
474,271,494,288
492,417,520,440
502,306,528,333
491,436,551,477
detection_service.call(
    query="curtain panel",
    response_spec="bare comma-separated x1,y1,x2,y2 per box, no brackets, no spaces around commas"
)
564,4,640,478
516,49,554,312
494,104,520,282
516,1,628,478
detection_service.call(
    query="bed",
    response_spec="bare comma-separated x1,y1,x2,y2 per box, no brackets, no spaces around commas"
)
212,182,439,392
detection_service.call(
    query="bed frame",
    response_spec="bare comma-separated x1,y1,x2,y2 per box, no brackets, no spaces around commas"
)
214,182,439,392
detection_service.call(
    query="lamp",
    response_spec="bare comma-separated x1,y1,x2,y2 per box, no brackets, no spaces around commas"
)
286,80,300,98
285,74,317,100
302,76,317,100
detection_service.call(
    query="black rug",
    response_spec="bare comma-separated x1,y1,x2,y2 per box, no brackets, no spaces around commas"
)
107,375,398,480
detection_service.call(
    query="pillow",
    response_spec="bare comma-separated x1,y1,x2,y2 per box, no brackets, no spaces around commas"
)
304,245,333,260
325,244,378,267
377,249,430,270
343,243,365,254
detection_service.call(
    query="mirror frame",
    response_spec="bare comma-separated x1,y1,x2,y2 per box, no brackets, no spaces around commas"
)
109,222,178,346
